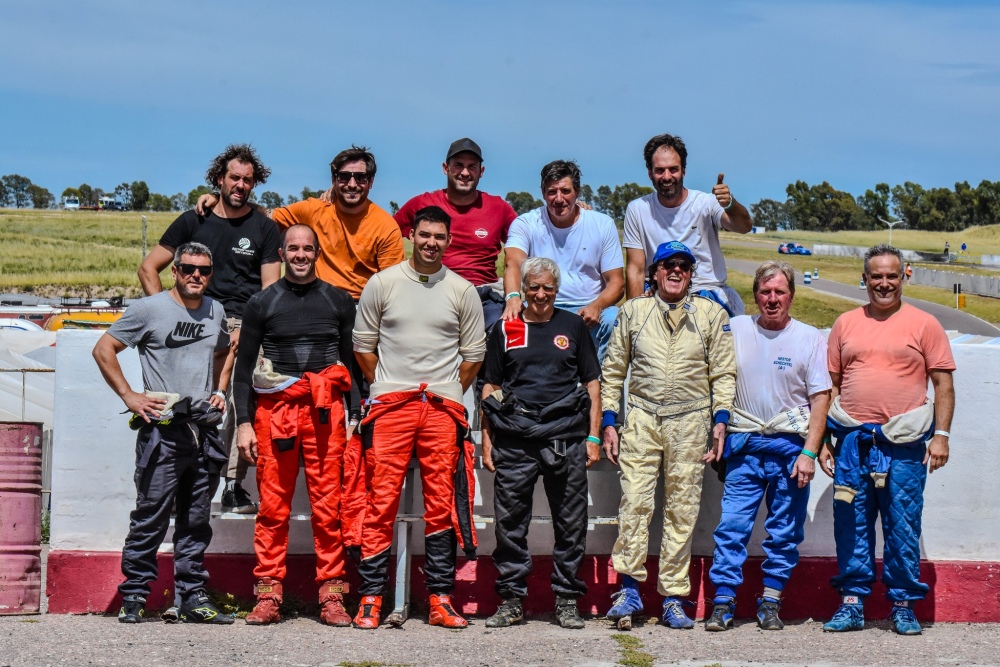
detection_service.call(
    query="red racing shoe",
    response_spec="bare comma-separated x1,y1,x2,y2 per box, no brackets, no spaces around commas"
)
319,580,352,627
353,595,382,630
428,593,468,629
245,578,282,625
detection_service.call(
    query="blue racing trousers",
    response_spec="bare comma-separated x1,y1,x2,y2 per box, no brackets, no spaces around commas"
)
831,440,929,601
709,451,809,598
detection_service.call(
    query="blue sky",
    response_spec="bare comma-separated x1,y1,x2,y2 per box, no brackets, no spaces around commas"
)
2,0,999,211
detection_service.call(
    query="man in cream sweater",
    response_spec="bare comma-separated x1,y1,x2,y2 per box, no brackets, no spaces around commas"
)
352,205,486,630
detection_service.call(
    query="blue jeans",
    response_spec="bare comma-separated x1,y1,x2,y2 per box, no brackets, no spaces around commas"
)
556,302,618,363
709,451,809,598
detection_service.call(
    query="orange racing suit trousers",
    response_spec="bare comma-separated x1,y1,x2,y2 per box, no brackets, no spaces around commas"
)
252,364,351,584
357,388,474,595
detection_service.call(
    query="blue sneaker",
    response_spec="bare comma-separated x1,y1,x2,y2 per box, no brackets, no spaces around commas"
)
704,597,734,632
756,597,784,630
823,600,865,632
888,602,922,635
606,575,643,620
661,597,694,629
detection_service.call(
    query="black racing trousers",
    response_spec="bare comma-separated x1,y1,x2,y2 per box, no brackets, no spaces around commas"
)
491,435,589,600
119,422,220,602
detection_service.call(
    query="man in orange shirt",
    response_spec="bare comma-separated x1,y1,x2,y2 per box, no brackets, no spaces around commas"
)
198,146,405,301
819,244,955,636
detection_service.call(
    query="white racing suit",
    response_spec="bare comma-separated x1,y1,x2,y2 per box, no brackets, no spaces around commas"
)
601,294,735,597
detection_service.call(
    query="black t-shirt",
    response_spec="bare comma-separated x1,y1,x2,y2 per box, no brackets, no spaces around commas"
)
233,278,361,424
159,209,281,319
482,308,600,408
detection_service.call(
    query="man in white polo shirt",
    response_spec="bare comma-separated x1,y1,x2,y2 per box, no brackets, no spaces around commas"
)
623,133,753,315
501,159,624,360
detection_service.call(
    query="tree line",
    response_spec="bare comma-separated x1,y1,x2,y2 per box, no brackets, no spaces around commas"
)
1,174,55,210
752,180,1000,232
504,183,654,224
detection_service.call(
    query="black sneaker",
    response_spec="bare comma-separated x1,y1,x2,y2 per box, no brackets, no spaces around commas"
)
705,598,734,632
485,598,524,628
118,595,145,623
756,597,784,631
180,592,235,624
221,481,258,515
555,597,585,629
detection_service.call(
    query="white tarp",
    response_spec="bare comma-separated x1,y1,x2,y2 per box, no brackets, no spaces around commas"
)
0,331,55,428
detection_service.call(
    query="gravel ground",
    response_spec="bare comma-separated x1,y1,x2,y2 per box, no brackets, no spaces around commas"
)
1,613,998,667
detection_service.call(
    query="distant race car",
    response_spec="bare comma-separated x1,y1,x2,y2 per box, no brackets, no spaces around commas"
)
778,242,812,255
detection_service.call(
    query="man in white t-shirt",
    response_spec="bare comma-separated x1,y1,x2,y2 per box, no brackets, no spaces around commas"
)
623,133,753,315
502,160,625,360
703,260,831,633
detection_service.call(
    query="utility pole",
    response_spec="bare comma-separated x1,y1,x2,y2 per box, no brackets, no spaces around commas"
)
878,217,903,247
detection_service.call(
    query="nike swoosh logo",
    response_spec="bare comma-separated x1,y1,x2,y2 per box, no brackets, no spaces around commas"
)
165,333,212,348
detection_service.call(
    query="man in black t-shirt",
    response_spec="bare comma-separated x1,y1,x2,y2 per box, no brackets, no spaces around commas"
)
480,256,601,630
138,144,281,514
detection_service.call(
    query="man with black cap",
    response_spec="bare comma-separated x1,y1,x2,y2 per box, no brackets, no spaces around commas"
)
394,138,518,332
600,240,736,631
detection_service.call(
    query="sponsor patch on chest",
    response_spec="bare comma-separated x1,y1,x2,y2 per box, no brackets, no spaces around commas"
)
553,334,570,350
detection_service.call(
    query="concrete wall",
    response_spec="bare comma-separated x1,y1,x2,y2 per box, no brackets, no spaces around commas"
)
50,330,1000,562
813,244,944,263
912,266,1000,299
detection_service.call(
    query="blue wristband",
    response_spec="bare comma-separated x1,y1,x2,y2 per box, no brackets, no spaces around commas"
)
713,410,731,426
586,435,601,445
601,410,618,429
800,449,818,460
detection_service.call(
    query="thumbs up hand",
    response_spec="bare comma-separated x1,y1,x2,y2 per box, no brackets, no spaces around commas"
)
712,173,733,210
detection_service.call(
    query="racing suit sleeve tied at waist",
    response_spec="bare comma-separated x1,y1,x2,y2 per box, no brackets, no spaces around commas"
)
255,363,353,452
826,397,935,503
132,396,226,474
342,384,478,558
481,384,591,443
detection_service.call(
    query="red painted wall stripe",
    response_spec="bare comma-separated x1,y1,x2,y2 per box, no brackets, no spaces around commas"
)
46,551,1000,622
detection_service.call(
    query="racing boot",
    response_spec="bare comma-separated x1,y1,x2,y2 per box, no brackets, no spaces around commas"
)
888,601,922,635
245,578,282,625
704,596,735,632
661,596,695,629
318,579,352,627
606,575,643,631
485,598,524,628
756,596,784,630
823,596,865,632
180,590,235,624
118,594,146,624
556,596,585,629
353,595,382,630
428,593,468,629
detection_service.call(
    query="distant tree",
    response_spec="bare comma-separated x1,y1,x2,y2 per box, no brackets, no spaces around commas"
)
855,183,890,229
607,183,653,224
301,186,323,200
0,178,8,207
750,198,791,231
389,200,400,215
593,185,612,214
92,188,105,207
131,181,150,211
579,184,594,205
170,192,186,211
78,183,95,207
2,174,32,208
61,187,81,200
115,182,133,209
505,191,542,215
187,185,214,208
28,184,54,209
259,191,283,208
286,194,299,204
147,193,173,211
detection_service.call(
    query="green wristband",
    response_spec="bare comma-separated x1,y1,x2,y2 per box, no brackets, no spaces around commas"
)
505,292,520,301
586,435,601,445
800,449,817,460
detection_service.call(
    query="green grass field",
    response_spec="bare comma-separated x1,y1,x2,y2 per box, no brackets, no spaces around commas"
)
2,208,998,326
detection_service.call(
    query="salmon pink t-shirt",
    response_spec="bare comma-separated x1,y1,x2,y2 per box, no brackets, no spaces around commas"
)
827,304,955,424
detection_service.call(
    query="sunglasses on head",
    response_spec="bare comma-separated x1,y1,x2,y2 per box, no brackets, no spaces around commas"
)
176,263,213,276
334,171,370,185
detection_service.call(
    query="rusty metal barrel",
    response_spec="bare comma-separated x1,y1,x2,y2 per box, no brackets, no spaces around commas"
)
0,422,43,614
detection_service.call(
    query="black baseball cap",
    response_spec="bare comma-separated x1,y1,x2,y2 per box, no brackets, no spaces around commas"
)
446,138,483,162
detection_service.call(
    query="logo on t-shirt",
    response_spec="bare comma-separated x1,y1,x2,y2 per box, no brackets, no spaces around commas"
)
503,319,527,351
232,237,254,256
475,228,488,239
165,321,211,348
553,335,570,350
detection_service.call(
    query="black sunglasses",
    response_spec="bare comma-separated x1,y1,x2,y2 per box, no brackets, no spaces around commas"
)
176,263,213,276
334,171,370,185
660,259,692,272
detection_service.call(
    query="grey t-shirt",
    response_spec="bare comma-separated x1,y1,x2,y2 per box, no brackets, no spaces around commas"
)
107,291,229,401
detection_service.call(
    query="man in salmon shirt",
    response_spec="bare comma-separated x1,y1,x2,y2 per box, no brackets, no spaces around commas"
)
198,145,405,301
394,138,517,332
819,244,955,636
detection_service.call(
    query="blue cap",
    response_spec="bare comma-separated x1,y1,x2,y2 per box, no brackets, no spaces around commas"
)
650,241,696,268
